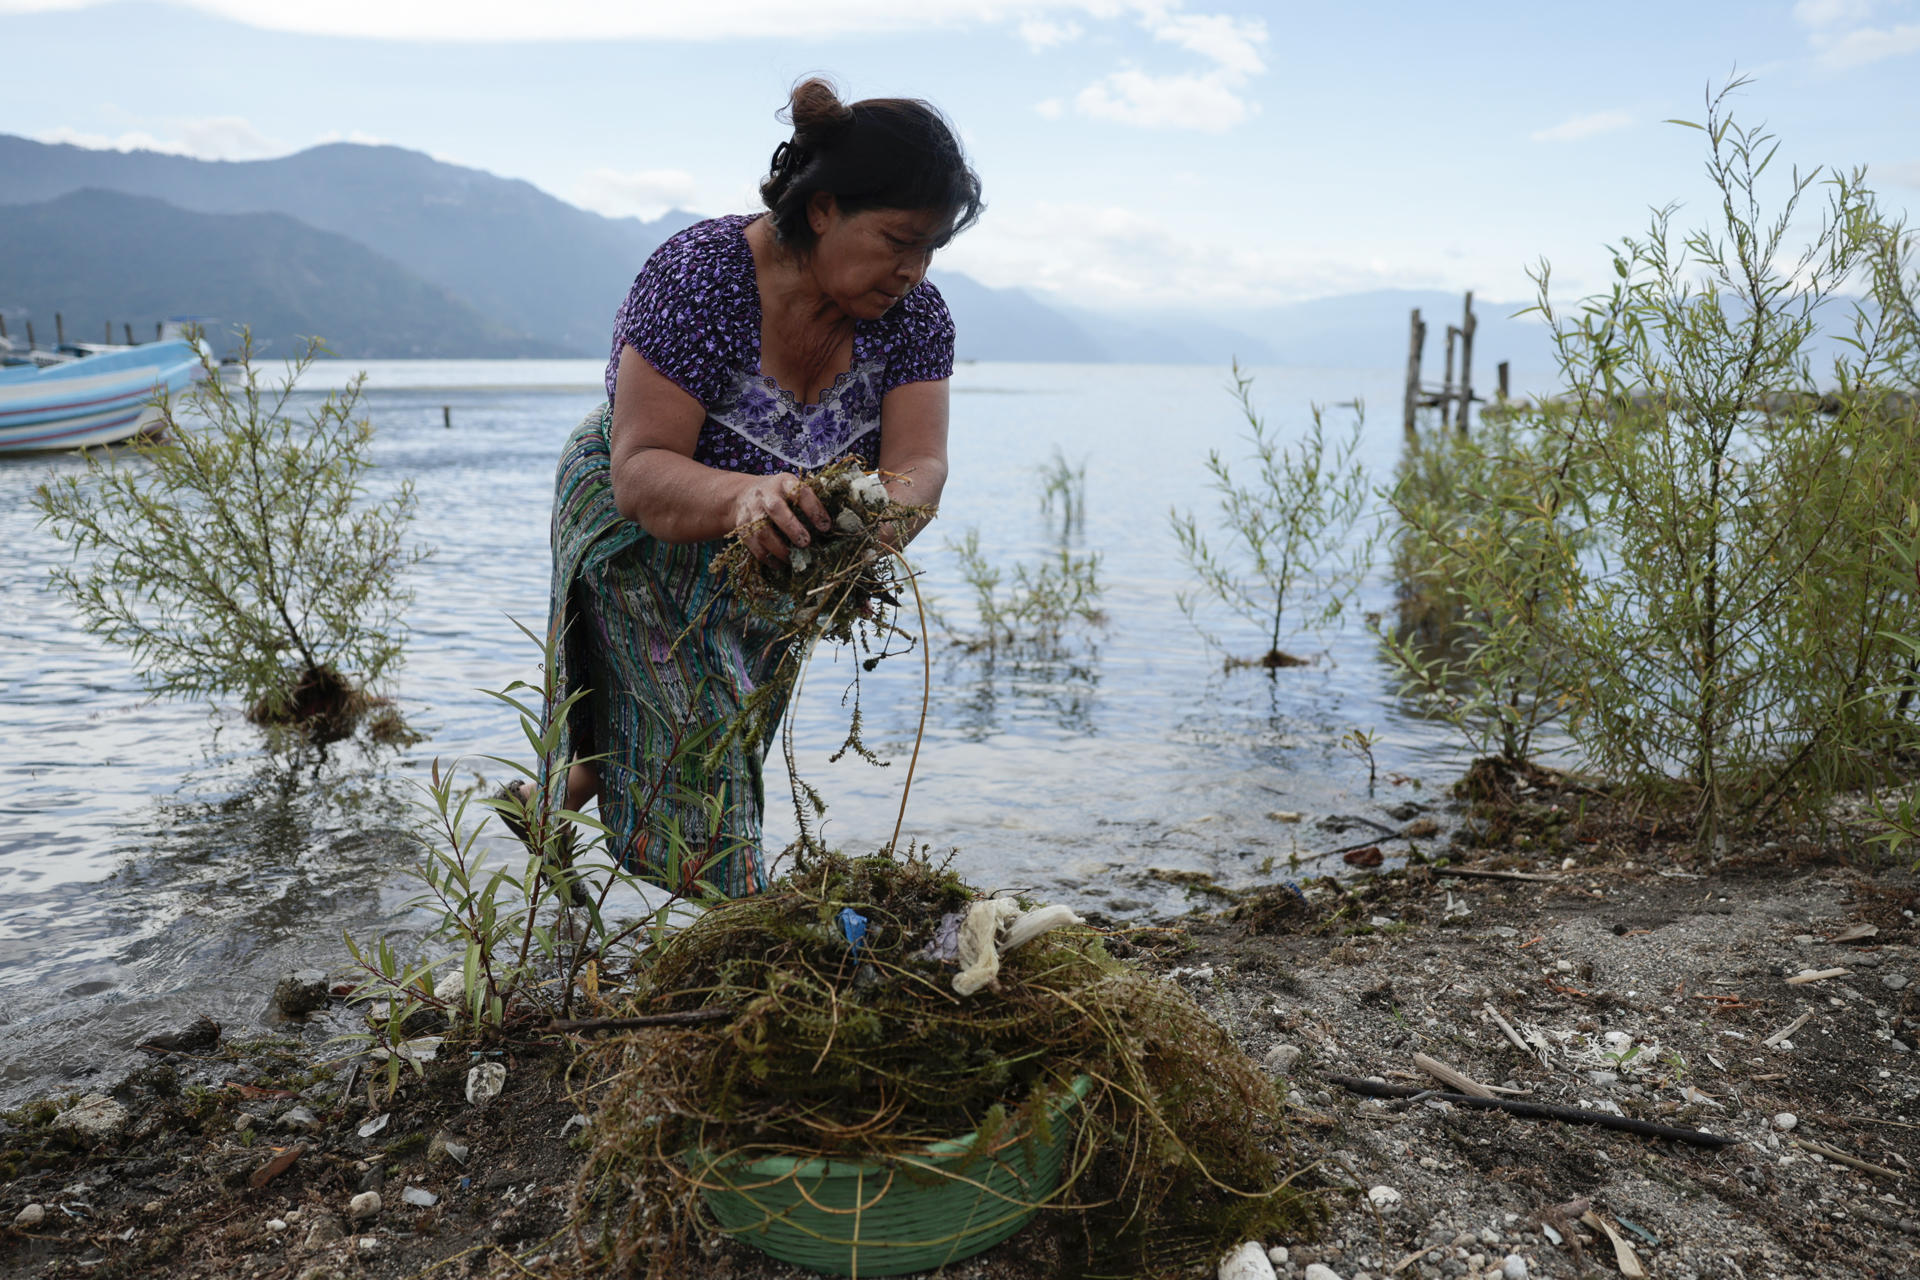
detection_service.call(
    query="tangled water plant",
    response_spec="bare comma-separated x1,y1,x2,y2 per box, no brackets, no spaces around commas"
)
568,851,1318,1279
708,457,935,860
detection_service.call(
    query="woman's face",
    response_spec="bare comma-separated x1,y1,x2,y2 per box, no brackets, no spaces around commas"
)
805,196,948,320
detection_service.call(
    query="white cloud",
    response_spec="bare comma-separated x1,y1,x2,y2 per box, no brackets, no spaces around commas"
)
1075,67,1252,131
35,115,286,160
1066,9,1267,131
1017,15,1082,49
573,166,701,219
1809,20,1920,67
940,201,1418,308
313,128,396,148
1529,109,1632,143
1793,0,1880,28
1149,12,1265,76
0,0,1138,41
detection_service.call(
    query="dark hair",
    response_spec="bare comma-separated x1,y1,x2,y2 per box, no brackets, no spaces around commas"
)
759,77,983,255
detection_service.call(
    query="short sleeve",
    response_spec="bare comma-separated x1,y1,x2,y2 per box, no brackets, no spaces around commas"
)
878,281,956,396
605,216,756,406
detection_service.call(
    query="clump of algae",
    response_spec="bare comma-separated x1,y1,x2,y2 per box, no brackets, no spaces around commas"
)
568,850,1320,1278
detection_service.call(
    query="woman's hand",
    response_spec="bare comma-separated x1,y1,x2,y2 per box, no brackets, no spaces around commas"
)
729,472,832,563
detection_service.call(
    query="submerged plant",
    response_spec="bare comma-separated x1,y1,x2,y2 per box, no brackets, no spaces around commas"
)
33,332,429,741
1172,363,1372,670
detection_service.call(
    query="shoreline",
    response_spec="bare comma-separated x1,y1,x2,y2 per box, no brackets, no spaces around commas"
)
5,798,1918,1280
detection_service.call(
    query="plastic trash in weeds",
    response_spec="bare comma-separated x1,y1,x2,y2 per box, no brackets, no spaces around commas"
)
836,907,868,953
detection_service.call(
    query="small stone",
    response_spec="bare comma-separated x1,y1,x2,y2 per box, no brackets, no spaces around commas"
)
466,1062,506,1106
273,970,331,1018
1263,1043,1301,1075
357,1236,380,1255
1304,1265,1347,1280
1218,1240,1277,1280
14,1204,46,1229
1883,973,1911,991
266,1218,289,1232
51,1093,128,1141
1774,1112,1798,1132
277,1106,322,1135
304,1214,346,1248
1268,1245,1291,1265
348,1191,381,1222
400,1186,438,1208
1402,818,1441,838
1501,1255,1528,1280
1367,1185,1403,1209
1268,811,1303,823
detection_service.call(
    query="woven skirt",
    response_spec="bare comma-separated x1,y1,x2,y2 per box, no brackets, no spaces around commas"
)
545,403,796,898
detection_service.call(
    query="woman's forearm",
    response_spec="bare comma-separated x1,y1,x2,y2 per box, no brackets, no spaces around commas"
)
612,446,757,543
884,453,947,547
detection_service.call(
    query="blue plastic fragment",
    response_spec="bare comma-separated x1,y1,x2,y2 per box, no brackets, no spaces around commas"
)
837,907,868,953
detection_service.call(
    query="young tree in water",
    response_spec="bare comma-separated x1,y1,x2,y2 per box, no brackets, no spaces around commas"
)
1171,362,1371,671
34,333,429,742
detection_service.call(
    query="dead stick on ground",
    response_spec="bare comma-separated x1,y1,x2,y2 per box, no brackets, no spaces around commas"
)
1326,1075,1738,1148
1793,1137,1901,1179
1764,1011,1811,1047
1581,1210,1647,1279
1483,1002,1531,1055
1389,1245,1434,1273
1436,867,1563,884
1786,967,1851,985
545,1008,732,1034
1413,1052,1504,1098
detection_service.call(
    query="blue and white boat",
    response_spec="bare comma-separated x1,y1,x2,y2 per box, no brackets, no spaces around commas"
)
0,340,201,453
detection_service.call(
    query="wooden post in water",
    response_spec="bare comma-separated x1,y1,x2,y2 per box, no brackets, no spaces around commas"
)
0,314,8,342
1455,291,1477,434
125,323,135,346
1402,308,1427,441
26,320,36,350
443,405,452,430
155,321,163,342
1439,325,1458,427
55,313,65,347
1497,361,1510,403
105,320,113,344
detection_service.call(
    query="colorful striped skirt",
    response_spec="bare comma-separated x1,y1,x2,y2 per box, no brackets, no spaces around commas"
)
544,403,797,898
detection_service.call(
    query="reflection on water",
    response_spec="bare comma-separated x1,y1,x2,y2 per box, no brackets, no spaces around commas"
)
0,359,1525,1105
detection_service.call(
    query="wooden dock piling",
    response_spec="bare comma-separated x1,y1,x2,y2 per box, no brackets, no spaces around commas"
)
443,405,452,429
26,320,36,349
1402,309,1427,441
55,313,65,347
125,323,135,346
1402,291,1504,438
1455,291,1476,434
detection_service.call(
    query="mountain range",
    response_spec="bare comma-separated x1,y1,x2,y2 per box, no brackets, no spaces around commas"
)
0,133,1553,371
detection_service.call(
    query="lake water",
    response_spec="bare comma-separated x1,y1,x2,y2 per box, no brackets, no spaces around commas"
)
0,358,1518,1105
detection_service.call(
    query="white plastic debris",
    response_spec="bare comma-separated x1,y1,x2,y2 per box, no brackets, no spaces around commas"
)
951,898,1083,997
400,1186,438,1208
787,546,812,573
851,472,891,510
466,1061,507,1105
357,1113,391,1139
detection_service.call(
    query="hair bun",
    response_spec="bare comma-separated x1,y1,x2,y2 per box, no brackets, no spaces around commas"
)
785,76,855,144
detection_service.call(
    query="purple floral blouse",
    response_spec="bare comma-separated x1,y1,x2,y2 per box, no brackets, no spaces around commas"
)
605,213,955,476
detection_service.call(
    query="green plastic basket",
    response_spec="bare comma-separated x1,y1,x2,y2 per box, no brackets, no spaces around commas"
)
690,1075,1091,1277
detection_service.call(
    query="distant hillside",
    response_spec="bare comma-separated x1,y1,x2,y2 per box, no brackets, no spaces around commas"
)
1213,290,1557,378
929,273,1106,362
0,189,560,357
0,135,691,352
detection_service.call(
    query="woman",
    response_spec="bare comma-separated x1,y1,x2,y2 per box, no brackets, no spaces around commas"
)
536,79,981,898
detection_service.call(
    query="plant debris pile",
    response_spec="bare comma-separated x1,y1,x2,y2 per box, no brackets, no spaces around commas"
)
570,852,1317,1278
712,458,933,652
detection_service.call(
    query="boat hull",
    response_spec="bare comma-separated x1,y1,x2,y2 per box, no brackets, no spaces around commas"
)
0,341,200,454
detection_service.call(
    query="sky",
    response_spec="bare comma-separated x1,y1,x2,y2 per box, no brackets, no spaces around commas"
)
2,0,1918,313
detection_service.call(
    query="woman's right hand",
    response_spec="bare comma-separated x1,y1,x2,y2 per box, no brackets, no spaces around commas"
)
730,472,832,562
